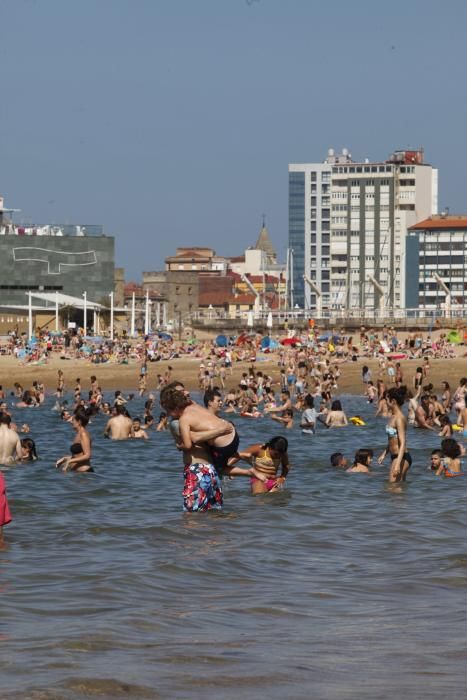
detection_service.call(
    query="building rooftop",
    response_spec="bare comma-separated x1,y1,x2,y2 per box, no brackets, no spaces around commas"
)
409,215,467,230
0,223,104,237
124,282,164,299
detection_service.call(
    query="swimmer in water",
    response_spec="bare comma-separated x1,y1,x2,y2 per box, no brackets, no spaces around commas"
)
103,404,133,440
203,388,223,416
300,394,316,434
326,400,348,427
377,386,411,482
330,452,348,469
131,418,149,440
20,437,38,462
270,408,294,429
235,436,290,495
168,411,265,512
56,412,93,472
436,438,463,477
346,448,373,473
161,386,240,475
438,414,453,437
0,413,22,465
155,412,168,431
429,449,443,471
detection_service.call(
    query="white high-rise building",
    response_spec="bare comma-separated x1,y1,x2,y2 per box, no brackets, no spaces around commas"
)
288,148,438,314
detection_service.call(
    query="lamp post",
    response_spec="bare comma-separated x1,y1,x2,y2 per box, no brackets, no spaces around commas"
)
144,291,150,336
131,291,136,337
156,302,161,328
55,290,59,332
28,290,33,341
109,292,114,340
83,291,87,336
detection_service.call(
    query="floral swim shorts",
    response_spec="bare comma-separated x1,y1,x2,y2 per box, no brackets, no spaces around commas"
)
183,463,223,512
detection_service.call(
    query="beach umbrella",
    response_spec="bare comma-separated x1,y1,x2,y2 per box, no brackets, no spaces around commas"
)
260,336,271,350
247,310,254,328
280,337,301,346
215,334,228,347
266,312,273,329
158,332,172,341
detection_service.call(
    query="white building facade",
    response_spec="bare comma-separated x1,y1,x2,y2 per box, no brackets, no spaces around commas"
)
288,148,438,314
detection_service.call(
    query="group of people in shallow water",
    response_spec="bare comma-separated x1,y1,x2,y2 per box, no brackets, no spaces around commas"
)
0,361,466,545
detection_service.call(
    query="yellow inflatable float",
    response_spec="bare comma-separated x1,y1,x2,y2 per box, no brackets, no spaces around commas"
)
350,416,366,426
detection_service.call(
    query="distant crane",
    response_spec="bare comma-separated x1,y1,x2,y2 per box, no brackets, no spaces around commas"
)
303,274,322,319
433,273,451,318
241,274,261,316
367,274,385,317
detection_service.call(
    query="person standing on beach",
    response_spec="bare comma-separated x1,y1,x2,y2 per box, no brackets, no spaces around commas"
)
0,413,22,464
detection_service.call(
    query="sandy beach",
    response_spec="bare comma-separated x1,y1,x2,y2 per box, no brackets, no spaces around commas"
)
2,352,467,395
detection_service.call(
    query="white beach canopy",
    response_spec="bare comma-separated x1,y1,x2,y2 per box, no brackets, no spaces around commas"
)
22,291,107,339
27,291,105,310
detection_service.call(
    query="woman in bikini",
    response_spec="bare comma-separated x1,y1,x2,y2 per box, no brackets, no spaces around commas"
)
237,436,290,495
377,386,411,483
56,412,93,472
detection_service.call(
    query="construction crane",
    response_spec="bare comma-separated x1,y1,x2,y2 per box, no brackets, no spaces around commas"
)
303,274,322,319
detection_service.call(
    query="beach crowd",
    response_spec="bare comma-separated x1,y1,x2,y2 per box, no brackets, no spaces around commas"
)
0,323,466,547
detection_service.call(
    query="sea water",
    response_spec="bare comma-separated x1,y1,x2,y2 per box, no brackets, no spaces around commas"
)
1,393,466,699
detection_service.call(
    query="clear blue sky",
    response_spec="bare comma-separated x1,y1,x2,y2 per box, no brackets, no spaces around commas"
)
2,0,467,280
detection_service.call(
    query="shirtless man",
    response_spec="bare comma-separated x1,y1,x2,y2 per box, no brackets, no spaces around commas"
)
161,387,240,473
0,413,22,464
414,395,436,430
160,382,263,513
264,390,293,416
104,404,133,440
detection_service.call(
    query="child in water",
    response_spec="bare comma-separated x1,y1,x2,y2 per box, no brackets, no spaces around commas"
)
235,436,290,495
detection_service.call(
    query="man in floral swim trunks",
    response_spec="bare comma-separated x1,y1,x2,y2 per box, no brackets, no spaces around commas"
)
161,385,265,512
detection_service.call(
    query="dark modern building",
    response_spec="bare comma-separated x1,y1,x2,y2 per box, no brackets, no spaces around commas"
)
0,223,115,306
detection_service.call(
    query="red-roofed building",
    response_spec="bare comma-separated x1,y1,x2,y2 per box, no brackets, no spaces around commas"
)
406,215,467,309
165,247,228,272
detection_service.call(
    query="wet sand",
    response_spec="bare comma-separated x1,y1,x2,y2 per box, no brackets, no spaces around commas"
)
2,353,467,395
